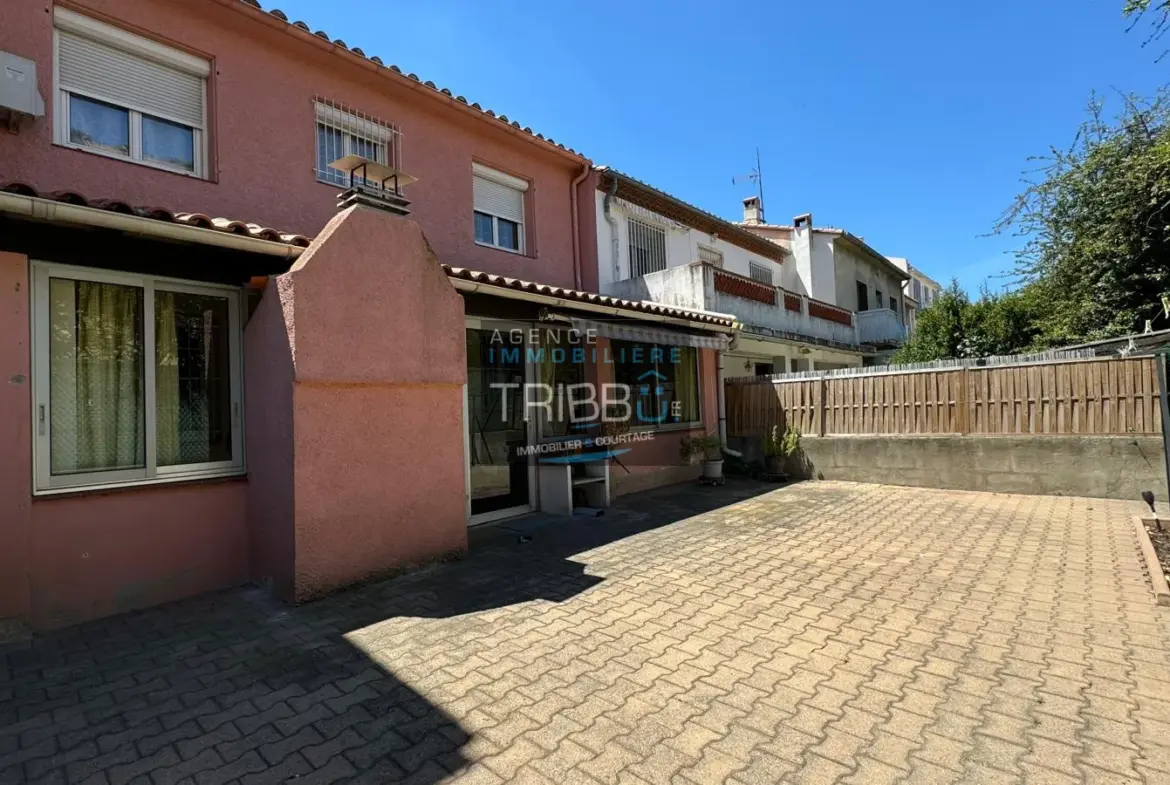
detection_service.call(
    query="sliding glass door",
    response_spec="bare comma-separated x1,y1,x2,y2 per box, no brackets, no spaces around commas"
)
466,325,532,520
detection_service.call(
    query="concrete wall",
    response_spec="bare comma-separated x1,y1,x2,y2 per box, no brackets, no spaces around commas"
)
740,435,1168,501
1,0,592,288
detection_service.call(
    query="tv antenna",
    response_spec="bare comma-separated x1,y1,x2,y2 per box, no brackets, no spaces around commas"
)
732,147,766,218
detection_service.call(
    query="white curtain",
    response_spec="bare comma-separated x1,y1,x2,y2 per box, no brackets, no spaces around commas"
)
50,279,144,474
155,291,182,466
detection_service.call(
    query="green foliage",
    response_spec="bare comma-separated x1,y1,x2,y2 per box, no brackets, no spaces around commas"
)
679,432,722,464
899,89,1170,363
995,91,1170,346
762,423,801,458
781,424,801,457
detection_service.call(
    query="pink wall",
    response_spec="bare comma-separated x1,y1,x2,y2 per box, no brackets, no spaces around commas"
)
276,206,468,600
29,482,249,629
244,279,296,597
0,247,250,631
0,253,32,620
0,0,593,288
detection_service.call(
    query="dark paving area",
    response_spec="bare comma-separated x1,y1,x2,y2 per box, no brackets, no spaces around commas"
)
3,480,1170,784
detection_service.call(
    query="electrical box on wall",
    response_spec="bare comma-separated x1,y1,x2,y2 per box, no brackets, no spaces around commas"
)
0,52,45,131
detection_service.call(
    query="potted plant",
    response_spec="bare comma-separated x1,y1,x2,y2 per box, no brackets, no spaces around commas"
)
680,432,725,480
762,423,801,479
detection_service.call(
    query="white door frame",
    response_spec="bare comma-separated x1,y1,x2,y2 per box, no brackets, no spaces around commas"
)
465,316,537,526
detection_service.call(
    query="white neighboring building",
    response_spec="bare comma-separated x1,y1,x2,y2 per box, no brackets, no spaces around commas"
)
594,168,909,378
887,257,943,334
737,200,911,355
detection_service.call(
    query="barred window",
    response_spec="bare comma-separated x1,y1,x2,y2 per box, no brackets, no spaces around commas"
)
627,218,667,278
748,261,774,285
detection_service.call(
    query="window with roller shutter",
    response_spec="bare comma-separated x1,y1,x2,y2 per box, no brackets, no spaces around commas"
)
472,162,527,253
53,7,209,177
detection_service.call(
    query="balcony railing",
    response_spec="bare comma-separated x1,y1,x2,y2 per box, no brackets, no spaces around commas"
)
855,308,908,346
604,262,872,350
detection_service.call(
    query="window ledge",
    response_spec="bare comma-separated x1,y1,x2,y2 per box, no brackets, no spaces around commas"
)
474,240,527,257
33,471,246,500
55,142,207,181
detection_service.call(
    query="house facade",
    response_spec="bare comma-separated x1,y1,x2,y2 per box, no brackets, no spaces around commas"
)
888,257,943,335
0,0,732,629
740,205,911,356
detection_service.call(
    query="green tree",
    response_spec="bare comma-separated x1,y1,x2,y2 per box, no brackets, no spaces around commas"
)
891,282,968,363
994,91,1170,345
1125,1,1170,49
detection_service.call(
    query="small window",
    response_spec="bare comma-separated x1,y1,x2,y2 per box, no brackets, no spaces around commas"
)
856,281,869,311
875,290,884,309
627,218,667,278
473,163,528,253
53,8,209,177
32,262,244,493
315,98,401,188
748,262,774,286
698,245,724,267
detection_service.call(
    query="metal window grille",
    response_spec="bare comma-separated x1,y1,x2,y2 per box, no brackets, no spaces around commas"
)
748,261,774,286
698,245,724,267
627,218,667,278
314,96,402,187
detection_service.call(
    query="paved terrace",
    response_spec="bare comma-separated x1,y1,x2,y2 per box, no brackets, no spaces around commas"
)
2,481,1170,784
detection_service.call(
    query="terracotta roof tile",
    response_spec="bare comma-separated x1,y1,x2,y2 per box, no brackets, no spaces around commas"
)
595,168,787,264
0,181,313,247
442,266,737,329
3,182,735,329
234,1,586,161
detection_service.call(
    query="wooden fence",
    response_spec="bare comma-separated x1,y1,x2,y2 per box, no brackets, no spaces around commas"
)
725,356,1164,438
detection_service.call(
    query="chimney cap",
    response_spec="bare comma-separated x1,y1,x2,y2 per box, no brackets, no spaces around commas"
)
793,213,812,229
743,195,760,206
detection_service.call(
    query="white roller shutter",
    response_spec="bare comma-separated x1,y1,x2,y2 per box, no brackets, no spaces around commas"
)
473,175,525,223
57,30,205,128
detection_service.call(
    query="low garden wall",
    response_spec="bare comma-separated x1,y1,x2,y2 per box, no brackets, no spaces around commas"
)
729,434,1167,501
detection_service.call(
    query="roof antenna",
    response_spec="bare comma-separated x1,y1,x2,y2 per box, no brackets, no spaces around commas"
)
732,147,766,221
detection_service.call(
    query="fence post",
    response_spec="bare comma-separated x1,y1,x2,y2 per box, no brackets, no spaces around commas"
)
960,367,970,435
818,376,826,436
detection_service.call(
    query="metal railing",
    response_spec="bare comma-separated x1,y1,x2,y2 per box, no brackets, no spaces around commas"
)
314,95,403,187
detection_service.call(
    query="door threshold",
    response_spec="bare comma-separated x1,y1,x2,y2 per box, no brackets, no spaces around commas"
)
468,505,533,527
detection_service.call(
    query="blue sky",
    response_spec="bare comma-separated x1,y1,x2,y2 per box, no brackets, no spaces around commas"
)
275,0,1164,294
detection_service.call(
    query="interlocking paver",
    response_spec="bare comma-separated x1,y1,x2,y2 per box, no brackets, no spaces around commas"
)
4,481,1170,784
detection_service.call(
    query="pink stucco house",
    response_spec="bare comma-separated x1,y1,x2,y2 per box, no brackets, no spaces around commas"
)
0,0,736,629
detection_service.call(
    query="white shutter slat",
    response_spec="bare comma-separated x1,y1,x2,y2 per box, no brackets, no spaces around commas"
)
473,175,524,224
59,31,204,128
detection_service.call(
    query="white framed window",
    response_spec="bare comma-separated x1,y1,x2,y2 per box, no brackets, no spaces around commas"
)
31,262,244,494
315,98,401,187
627,218,667,278
473,163,527,253
53,8,209,178
748,261,774,285
698,245,724,268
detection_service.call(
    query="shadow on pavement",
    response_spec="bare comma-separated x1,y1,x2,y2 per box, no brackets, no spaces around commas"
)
0,478,779,784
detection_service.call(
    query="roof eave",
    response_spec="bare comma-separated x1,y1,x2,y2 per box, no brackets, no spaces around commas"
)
215,0,589,166
596,168,787,264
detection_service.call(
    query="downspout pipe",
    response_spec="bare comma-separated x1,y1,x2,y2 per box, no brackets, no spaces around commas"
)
603,175,620,283
717,351,727,445
570,163,590,290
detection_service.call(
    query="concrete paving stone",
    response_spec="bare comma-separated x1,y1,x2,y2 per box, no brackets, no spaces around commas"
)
4,482,1169,785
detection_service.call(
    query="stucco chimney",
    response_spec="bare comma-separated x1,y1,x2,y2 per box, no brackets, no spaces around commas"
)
742,196,764,225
